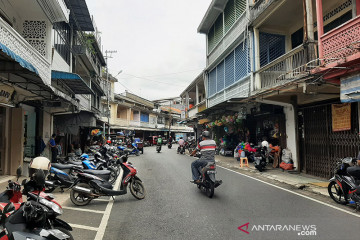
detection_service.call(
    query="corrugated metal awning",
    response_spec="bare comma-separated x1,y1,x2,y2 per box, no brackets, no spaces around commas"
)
51,70,94,94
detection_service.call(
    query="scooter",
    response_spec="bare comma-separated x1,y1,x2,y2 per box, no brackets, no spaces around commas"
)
168,141,172,149
69,155,146,206
191,162,222,198
117,143,140,156
0,169,73,239
328,157,360,210
254,147,267,172
178,145,185,154
156,144,162,153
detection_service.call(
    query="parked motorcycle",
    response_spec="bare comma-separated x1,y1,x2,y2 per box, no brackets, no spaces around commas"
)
328,157,360,210
254,147,267,172
192,162,222,198
69,155,145,206
117,143,140,156
0,168,73,239
178,145,185,154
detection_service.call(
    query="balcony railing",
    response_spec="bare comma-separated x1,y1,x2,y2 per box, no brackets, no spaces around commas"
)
208,12,248,67
257,43,317,89
250,0,276,22
320,15,360,65
0,17,51,85
73,44,99,75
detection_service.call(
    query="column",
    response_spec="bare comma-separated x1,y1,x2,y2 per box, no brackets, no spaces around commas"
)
305,0,314,41
253,28,261,90
315,0,324,59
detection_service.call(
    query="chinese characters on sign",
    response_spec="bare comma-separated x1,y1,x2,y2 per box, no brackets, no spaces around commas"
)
332,103,351,132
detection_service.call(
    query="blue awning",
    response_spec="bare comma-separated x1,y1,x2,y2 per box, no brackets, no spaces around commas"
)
52,70,94,94
0,42,39,75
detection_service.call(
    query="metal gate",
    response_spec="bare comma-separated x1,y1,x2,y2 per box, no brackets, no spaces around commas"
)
300,103,360,178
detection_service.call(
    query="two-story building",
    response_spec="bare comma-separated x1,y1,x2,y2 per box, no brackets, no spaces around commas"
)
194,0,360,178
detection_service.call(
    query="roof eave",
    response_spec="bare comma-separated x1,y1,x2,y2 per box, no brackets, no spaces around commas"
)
197,0,228,34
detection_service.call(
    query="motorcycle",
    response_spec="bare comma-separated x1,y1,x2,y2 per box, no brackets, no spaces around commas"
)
168,141,172,149
156,144,161,153
178,145,185,154
117,143,140,156
192,162,222,198
328,157,360,210
69,155,146,206
254,147,267,172
0,169,73,239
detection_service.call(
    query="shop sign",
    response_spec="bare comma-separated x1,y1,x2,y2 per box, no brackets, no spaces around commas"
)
0,85,14,104
332,103,351,132
341,74,360,102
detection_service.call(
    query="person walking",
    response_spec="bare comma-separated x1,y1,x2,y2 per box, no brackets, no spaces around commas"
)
49,134,58,163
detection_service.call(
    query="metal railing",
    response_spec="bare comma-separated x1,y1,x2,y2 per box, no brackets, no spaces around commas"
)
257,43,317,89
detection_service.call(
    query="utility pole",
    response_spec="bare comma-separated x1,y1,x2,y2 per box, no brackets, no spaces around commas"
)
168,99,172,139
104,50,117,140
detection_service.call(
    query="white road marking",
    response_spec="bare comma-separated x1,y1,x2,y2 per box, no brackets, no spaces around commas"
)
62,206,105,214
94,174,122,239
92,198,110,202
70,223,99,232
218,165,360,218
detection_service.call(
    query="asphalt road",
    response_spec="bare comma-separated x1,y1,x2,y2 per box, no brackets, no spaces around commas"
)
90,145,358,240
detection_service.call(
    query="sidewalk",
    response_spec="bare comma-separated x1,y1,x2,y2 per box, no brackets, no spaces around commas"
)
214,155,329,197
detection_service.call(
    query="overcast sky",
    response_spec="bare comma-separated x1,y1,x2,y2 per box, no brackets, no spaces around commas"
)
86,0,211,100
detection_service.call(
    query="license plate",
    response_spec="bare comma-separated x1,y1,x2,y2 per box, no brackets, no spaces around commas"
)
207,170,216,174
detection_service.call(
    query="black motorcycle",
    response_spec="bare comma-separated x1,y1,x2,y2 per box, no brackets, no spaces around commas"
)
168,141,172,149
178,145,185,154
328,157,360,210
254,147,267,172
156,144,162,153
192,162,222,198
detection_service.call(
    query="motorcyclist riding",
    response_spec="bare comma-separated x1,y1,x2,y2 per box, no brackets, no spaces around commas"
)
177,137,185,154
157,135,163,145
190,131,216,184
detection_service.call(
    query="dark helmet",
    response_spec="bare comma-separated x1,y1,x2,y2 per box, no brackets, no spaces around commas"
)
202,131,210,138
158,135,162,138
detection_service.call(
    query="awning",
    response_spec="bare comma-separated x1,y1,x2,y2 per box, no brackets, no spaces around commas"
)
51,70,94,94
66,0,94,31
0,42,38,74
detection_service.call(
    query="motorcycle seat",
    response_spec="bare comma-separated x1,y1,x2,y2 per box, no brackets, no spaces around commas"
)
51,163,78,170
67,161,82,165
82,169,111,175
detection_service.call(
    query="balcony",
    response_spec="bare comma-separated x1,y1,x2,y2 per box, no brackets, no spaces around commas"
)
256,43,317,90
208,12,248,67
0,17,51,85
250,0,277,25
37,0,69,23
73,44,99,75
320,15,360,65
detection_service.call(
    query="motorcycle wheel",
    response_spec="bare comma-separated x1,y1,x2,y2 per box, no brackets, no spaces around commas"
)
130,179,146,200
55,227,74,240
328,181,348,205
70,183,92,206
206,181,215,198
135,150,140,156
108,168,117,185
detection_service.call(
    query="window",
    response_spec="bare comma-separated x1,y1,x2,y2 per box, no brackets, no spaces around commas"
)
53,22,71,64
140,113,149,122
259,32,285,67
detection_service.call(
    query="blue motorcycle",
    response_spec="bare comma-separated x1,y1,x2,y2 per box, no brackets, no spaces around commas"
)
117,143,140,156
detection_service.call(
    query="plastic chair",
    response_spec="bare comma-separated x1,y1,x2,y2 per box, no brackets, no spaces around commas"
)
240,157,249,168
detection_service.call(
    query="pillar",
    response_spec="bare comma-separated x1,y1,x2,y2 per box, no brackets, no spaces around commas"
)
9,108,24,175
253,28,261,90
315,0,324,59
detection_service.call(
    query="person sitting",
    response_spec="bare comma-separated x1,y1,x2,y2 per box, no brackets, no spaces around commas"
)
190,131,216,183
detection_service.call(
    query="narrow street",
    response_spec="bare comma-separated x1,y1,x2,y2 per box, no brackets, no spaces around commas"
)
94,146,360,240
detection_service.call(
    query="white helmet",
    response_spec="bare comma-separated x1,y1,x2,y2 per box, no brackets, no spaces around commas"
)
29,157,51,177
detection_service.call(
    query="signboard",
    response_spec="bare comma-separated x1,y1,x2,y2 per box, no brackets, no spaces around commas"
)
332,103,351,132
0,85,14,104
340,74,360,102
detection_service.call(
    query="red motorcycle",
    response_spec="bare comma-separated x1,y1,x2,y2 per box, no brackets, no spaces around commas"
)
0,169,73,239
70,155,146,206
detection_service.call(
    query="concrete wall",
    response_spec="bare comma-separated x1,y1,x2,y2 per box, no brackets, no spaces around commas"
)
51,50,71,72
8,108,24,175
41,110,52,159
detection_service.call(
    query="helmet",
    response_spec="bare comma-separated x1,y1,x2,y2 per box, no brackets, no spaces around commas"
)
29,157,51,178
107,140,111,144
158,135,161,138
94,152,102,160
202,131,210,137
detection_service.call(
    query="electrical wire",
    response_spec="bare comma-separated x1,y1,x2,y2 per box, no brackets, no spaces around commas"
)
121,73,188,87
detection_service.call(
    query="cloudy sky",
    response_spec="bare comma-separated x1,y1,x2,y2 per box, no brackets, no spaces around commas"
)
86,0,211,100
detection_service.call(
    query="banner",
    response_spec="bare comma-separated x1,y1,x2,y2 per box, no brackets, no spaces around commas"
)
332,103,351,132
0,85,14,104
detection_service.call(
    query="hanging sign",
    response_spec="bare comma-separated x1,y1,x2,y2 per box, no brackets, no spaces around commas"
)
0,85,14,104
332,103,351,132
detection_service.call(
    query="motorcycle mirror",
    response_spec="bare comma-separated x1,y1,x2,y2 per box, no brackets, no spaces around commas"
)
34,169,46,187
3,202,15,214
16,165,22,181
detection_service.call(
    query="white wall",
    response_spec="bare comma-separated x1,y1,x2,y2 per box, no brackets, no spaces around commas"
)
284,105,298,169
51,50,70,72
